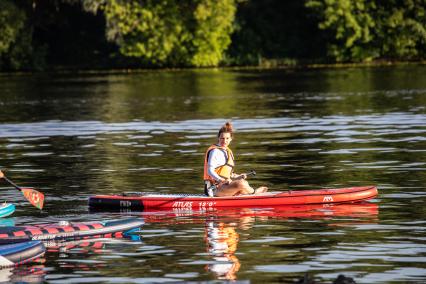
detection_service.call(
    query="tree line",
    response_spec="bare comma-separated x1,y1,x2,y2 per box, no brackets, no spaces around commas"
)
1,0,425,71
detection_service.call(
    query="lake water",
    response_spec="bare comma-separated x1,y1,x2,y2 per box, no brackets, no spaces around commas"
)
0,66,425,283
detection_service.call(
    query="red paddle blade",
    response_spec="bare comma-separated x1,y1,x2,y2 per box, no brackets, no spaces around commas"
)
21,188,45,210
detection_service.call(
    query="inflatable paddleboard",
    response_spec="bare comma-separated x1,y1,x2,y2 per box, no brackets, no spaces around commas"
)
0,218,144,244
89,186,378,210
0,204,15,218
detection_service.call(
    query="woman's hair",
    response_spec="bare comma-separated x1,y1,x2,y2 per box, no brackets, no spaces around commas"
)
218,121,234,137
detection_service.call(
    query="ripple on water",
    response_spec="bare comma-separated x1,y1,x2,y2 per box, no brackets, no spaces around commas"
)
0,84,425,284
244,236,294,243
0,113,424,138
352,267,426,283
22,152,53,157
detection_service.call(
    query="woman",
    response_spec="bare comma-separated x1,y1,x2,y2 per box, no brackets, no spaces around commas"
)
203,122,268,197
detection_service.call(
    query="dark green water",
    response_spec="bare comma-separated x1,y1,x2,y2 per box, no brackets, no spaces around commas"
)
0,66,425,283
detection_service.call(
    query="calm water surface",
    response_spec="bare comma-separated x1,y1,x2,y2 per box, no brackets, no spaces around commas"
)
0,66,425,283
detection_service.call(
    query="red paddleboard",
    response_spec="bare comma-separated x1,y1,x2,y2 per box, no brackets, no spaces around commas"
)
89,186,378,210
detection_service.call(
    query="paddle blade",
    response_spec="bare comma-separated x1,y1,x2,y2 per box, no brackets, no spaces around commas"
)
21,188,45,210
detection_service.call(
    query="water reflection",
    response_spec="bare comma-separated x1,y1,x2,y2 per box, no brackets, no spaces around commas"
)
136,203,379,281
0,265,45,284
0,218,15,227
140,203,379,223
205,220,241,280
44,231,141,254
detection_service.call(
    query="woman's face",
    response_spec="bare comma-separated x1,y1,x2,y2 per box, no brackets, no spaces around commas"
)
218,132,233,147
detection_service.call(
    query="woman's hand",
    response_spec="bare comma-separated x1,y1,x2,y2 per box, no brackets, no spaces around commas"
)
232,173,247,180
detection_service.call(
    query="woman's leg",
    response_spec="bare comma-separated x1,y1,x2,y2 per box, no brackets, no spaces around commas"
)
233,180,268,194
216,180,260,196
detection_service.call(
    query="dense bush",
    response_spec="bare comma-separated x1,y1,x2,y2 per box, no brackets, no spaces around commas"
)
0,0,424,71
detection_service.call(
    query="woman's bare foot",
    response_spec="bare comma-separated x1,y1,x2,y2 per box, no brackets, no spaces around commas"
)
254,186,268,194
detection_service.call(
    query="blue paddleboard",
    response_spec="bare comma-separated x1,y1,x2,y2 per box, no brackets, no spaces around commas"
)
0,204,15,218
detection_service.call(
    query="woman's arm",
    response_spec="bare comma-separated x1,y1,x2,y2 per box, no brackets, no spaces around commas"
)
207,149,227,183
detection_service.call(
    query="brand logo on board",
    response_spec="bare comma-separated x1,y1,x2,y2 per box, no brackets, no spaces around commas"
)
323,196,333,202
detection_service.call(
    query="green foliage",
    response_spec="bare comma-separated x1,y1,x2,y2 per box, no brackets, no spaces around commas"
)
82,0,236,67
0,1,25,54
305,0,426,62
0,0,27,69
305,0,377,62
1,0,425,71
376,0,426,59
191,0,236,66
0,1,48,71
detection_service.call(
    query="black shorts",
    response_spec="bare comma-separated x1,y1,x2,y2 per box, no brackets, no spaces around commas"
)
204,181,218,197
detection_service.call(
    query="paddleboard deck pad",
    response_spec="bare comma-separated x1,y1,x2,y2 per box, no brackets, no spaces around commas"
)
0,218,144,244
0,241,45,267
89,186,378,210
